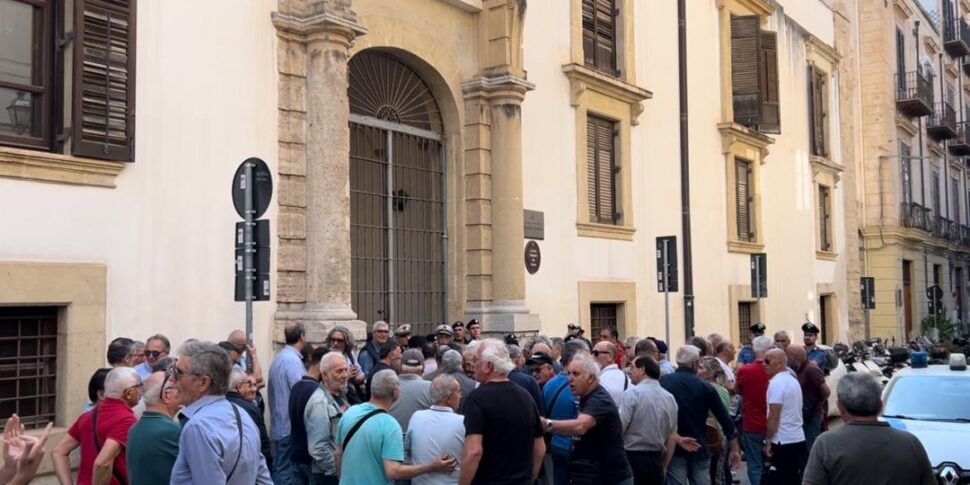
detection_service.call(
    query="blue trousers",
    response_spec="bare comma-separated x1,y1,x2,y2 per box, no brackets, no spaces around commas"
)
667,454,711,485
551,446,571,485
740,432,766,485
272,437,295,485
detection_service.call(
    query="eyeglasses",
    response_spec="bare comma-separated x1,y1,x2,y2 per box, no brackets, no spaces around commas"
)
172,364,202,381
591,350,611,357
143,350,163,358
125,383,144,394
374,329,390,334
329,338,346,344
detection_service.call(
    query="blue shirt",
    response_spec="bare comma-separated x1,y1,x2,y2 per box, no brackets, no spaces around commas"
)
170,395,272,485
807,347,828,369
134,362,153,381
542,372,578,451
659,367,737,460
659,359,676,375
336,402,404,485
738,346,756,365
268,345,305,439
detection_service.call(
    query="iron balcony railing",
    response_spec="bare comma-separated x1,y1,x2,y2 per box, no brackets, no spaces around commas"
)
928,101,958,140
949,121,970,155
944,18,970,57
934,216,951,239
961,224,970,245
895,70,935,117
901,202,934,232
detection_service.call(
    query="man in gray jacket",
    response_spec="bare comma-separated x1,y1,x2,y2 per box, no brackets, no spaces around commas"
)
390,349,433,432
305,352,351,484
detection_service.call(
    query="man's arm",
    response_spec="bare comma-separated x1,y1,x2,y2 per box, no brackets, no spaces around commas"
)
384,456,456,480
458,434,483,485
531,436,545,480
50,435,79,485
92,438,123,485
544,413,597,436
764,403,782,457
247,345,264,384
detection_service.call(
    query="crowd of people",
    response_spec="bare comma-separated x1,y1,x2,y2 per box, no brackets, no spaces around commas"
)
0,320,940,485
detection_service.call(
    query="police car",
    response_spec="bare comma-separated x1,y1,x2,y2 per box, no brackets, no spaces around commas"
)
881,354,970,485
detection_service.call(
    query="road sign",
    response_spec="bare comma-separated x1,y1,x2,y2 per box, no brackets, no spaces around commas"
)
232,157,273,219
860,277,875,310
751,253,767,298
656,236,678,292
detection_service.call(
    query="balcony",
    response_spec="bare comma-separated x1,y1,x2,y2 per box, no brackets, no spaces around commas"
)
901,202,934,232
945,18,970,57
927,102,958,140
895,70,934,117
962,224,970,245
949,122,970,156
934,216,953,239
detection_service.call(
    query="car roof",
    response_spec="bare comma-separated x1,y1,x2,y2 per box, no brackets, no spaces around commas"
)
890,365,970,377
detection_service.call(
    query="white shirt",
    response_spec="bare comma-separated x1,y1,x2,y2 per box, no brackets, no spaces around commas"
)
599,364,630,405
716,357,736,384
766,370,805,445
406,405,464,485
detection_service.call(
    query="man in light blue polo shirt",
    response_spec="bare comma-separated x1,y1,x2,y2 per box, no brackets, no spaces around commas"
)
336,370,455,485
268,322,308,484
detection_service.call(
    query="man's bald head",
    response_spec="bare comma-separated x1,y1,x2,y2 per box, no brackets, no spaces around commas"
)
786,344,806,366
228,329,245,346
532,343,552,355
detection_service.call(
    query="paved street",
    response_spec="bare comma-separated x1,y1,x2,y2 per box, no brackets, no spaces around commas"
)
733,416,842,485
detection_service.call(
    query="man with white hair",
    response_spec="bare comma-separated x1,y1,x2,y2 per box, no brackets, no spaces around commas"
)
762,348,805,484
734,335,774,485
127,369,182,484
305,352,351,484
407,375,466,485
226,368,272,468
359,321,393,375
460,339,546,485
51,366,142,485
390,349,434,432
336,369,456,484
439,349,478,409
541,351,633,485
773,330,791,350
170,341,272,483
660,345,740,485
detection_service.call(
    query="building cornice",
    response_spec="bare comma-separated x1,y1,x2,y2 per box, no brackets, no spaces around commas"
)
718,122,774,160
271,12,367,46
806,35,842,66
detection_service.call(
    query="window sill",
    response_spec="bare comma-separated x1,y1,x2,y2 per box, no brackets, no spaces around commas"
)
0,147,124,188
816,250,838,261
727,240,765,254
577,222,635,241
562,63,652,125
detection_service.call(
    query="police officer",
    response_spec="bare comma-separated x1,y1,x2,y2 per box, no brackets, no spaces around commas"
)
737,322,766,364
802,321,828,368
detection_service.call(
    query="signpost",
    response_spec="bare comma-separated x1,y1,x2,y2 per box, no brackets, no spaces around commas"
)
232,157,273,349
861,276,875,339
656,236,678,344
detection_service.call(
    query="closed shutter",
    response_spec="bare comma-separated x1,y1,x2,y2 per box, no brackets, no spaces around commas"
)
808,65,827,157
72,0,136,162
732,16,762,126
759,30,780,134
896,28,906,94
587,115,618,225
736,158,754,241
900,143,912,206
933,171,941,217
582,0,617,75
818,185,830,251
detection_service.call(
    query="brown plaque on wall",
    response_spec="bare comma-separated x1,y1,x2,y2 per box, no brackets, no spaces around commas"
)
525,240,541,274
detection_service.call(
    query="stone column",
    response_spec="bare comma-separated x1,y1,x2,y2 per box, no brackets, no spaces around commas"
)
273,1,368,342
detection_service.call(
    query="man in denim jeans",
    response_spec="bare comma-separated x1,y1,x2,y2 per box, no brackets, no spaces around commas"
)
734,335,775,485
660,345,740,485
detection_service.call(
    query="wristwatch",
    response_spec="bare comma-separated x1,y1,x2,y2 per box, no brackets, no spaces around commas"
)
544,418,555,433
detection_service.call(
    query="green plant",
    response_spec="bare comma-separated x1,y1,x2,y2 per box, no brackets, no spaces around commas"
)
921,313,957,344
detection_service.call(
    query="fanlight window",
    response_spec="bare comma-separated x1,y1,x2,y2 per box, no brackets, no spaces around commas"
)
349,52,443,134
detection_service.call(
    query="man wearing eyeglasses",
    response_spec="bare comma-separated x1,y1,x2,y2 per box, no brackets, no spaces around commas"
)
359,321,392,375
170,341,272,484
135,334,171,381
127,369,182,484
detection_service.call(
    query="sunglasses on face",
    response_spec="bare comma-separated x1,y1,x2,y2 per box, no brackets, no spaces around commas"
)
144,350,164,358
329,338,346,344
374,330,390,334
591,350,612,357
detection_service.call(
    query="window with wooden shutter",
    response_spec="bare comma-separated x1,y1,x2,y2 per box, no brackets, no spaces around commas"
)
900,142,912,206
72,0,136,162
587,114,619,225
582,0,618,76
933,170,941,217
736,158,754,241
952,178,961,224
808,65,827,157
0,0,55,150
818,185,831,251
731,15,780,134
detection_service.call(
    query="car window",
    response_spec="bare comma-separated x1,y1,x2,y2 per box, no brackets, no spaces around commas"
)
884,375,970,421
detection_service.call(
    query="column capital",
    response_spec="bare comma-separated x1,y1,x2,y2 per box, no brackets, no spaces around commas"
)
461,75,535,105
272,11,367,48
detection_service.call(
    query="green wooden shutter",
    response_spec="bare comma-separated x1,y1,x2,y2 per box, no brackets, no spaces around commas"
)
731,15,762,126
72,0,137,162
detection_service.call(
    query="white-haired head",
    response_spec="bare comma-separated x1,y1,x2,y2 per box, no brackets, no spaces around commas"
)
477,338,514,375
104,367,139,399
675,345,701,367
370,369,400,401
752,335,774,355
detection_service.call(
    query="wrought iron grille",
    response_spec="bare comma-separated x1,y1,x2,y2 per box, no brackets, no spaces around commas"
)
738,302,754,345
590,303,618,340
349,52,443,133
0,307,57,430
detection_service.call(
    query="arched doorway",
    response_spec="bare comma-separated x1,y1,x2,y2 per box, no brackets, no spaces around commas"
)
348,51,446,336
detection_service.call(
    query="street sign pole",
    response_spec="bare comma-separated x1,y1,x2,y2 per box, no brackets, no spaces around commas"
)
663,238,671,344
244,161,254,348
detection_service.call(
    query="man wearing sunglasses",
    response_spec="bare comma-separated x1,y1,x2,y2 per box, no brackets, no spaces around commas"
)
135,334,171,381
127,369,182,484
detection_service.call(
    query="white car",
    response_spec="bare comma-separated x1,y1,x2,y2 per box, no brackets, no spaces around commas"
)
880,355,970,485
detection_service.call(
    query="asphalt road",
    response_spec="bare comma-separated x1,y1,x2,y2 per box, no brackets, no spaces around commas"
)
733,416,843,485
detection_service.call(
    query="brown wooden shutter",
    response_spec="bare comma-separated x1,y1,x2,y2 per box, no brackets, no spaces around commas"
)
736,159,753,241
808,65,827,157
587,117,598,221
587,115,618,225
758,30,780,134
582,0,596,67
818,185,830,251
731,16,762,126
583,0,617,75
72,0,136,162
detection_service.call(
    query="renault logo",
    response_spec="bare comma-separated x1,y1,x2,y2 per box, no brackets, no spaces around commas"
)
939,465,959,485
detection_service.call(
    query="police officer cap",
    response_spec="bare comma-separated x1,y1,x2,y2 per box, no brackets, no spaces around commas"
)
749,322,766,335
802,322,820,335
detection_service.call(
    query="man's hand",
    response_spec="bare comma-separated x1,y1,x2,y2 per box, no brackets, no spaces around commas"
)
247,345,258,359
729,449,741,469
763,441,772,458
2,415,53,485
676,436,701,453
432,454,458,473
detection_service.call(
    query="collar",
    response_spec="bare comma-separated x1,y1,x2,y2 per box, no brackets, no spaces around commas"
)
182,394,223,419
101,397,133,411
283,345,300,356
602,364,620,371
300,375,320,383
429,405,454,413
636,379,660,387
400,374,422,381
847,420,889,427
142,409,173,419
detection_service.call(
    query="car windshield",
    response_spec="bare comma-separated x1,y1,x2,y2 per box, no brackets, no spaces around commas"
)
883,375,970,421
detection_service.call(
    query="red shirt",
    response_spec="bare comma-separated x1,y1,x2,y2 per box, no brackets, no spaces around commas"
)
67,398,136,485
734,360,770,434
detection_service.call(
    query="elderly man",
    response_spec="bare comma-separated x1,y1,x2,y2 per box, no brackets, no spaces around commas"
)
762,348,805,485
713,341,736,391
507,344,544,413
107,337,137,368
773,330,791,350
621,355,681,485
360,321,392,374
407,375,466,485
542,340,586,485
435,324,454,347
127,370,181,484
337,369,456,484
365,340,403,398
787,344,829,456
660,345,739,485
437,349,477,409
135,334,170,380
803,373,936,485
390,348,434,432
305,352,351,484
542,350,633,485
226,368,272,468
228,329,264,382
526,352,557,389
268,322,308,484
170,341,272,483
592,340,629,405
461,339,546,485
52,367,141,485
734,334,773,485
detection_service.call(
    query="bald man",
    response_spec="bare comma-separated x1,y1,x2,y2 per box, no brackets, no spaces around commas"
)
228,329,264,383
787,345,829,457
763,348,805,484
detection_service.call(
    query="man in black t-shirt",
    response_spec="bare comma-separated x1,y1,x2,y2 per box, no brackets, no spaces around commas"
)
460,339,546,485
542,350,633,485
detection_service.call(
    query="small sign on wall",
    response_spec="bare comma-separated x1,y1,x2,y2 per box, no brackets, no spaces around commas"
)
524,210,544,240
525,240,541,274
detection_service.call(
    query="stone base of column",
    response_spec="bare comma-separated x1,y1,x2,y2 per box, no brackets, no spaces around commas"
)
274,303,367,345
466,299,541,337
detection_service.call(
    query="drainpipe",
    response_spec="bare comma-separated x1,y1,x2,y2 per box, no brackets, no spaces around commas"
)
916,21,929,290
678,0,695,337
941,53,950,225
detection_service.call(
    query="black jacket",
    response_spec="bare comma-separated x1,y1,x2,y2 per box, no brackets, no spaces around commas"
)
226,391,273,464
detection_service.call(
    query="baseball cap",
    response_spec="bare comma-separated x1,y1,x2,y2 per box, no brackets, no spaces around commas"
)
525,352,554,367
402,349,424,367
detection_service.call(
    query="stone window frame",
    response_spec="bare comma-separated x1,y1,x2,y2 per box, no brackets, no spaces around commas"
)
577,281,637,340
720,122,771,253
812,156,842,260
728,284,766,347
0,261,106,476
